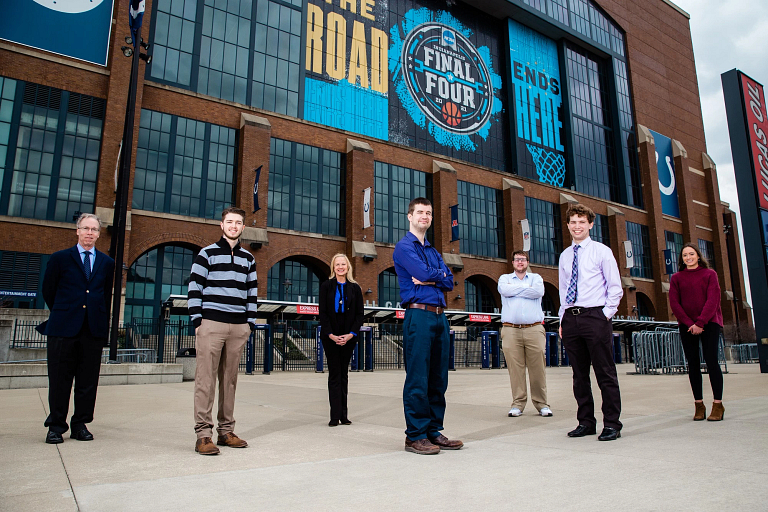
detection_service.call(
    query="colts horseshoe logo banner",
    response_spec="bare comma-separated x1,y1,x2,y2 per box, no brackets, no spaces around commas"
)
624,240,634,269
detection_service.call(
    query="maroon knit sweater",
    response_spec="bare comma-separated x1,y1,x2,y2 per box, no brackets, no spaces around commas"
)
669,266,723,328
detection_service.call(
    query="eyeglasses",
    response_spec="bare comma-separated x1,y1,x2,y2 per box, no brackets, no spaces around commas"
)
78,227,100,233
513,258,528,262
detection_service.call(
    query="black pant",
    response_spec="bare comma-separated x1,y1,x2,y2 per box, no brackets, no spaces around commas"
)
45,320,104,434
679,322,723,401
321,338,356,422
561,307,622,430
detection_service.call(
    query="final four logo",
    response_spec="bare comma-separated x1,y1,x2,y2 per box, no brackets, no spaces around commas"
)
400,23,493,135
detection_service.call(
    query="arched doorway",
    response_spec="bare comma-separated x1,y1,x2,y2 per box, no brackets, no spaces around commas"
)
378,267,401,308
125,244,197,321
636,292,656,320
267,257,326,302
542,282,560,317
465,276,497,313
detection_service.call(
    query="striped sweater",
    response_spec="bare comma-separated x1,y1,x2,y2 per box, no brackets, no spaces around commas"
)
188,237,258,329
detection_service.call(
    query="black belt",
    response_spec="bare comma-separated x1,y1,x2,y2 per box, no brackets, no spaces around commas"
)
407,303,444,315
565,306,604,316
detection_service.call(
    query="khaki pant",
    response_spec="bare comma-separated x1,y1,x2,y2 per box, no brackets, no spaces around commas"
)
501,324,548,412
194,320,250,439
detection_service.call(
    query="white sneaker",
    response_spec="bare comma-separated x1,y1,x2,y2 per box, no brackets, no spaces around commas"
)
539,407,553,417
508,408,522,417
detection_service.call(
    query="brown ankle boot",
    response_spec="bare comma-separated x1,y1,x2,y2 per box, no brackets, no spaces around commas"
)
707,402,725,421
693,402,706,421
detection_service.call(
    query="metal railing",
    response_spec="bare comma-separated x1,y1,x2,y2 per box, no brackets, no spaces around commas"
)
729,343,759,363
632,327,728,375
10,320,47,348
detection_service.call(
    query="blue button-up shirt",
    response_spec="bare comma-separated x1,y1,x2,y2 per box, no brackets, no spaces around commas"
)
77,243,95,272
393,232,454,307
498,272,545,324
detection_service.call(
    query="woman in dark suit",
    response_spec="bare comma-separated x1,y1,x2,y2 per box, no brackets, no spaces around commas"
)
319,253,365,427
669,243,724,421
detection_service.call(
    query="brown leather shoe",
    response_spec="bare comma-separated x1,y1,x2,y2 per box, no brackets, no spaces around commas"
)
195,437,220,455
707,402,725,421
404,438,440,455
428,434,464,450
217,432,248,448
693,402,706,421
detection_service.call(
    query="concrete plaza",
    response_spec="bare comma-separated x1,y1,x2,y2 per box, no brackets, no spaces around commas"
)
1,363,767,511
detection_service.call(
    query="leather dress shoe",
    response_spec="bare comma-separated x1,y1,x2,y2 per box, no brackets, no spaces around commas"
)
340,418,352,425
328,419,339,427
404,438,440,455
195,437,220,455
217,432,248,448
428,434,463,450
598,427,621,441
70,428,94,441
567,424,597,437
46,430,64,444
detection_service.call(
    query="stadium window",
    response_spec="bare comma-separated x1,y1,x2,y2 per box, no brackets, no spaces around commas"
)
525,197,562,266
457,181,505,258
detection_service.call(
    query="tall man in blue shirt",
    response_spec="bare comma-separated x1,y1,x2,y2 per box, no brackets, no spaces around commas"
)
498,250,553,418
393,198,463,455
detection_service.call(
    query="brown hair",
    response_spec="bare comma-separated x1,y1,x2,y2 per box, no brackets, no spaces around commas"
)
408,197,432,215
566,203,596,224
679,243,709,269
512,250,528,261
221,206,246,222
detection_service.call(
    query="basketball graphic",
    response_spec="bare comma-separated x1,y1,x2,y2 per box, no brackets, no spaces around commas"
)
442,102,461,127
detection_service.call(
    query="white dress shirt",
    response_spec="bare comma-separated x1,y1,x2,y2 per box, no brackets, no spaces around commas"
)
498,272,545,324
558,237,623,320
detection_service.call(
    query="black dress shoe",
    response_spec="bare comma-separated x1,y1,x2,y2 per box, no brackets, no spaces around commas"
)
340,419,352,425
45,431,64,444
598,427,621,441
328,420,339,427
567,424,597,437
70,428,94,441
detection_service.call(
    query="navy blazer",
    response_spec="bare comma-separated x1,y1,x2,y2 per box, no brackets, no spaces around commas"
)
37,246,115,339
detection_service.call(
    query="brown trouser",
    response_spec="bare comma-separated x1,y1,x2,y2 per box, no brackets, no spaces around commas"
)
501,324,548,412
194,319,250,439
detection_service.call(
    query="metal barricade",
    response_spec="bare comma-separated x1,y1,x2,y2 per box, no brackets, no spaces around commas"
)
730,343,759,363
632,327,727,375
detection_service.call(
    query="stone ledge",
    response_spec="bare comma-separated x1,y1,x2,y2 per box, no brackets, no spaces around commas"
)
0,364,182,389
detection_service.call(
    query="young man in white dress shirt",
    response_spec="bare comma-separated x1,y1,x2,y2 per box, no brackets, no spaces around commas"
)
558,204,624,441
498,250,553,418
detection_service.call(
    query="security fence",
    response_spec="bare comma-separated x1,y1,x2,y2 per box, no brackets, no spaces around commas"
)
9,320,47,348
631,327,728,375
729,343,759,363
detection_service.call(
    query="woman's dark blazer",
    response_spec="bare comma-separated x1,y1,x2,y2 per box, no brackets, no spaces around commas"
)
318,278,365,341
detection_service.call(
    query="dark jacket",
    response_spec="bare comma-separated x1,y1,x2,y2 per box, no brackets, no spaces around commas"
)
37,246,115,339
318,278,364,341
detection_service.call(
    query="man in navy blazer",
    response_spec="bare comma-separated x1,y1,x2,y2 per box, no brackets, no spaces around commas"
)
38,213,115,444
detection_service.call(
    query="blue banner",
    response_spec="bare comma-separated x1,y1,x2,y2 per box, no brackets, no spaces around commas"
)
663,249,674,275
0,0,114,66
649,129,680,218
450,204,459,241
253,165,262,213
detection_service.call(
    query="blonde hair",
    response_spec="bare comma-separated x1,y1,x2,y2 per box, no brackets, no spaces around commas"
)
328,253,357,283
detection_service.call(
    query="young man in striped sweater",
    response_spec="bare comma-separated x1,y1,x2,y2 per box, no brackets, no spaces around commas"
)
188,207,258,455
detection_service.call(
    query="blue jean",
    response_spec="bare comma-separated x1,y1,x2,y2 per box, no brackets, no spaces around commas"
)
402,308,450,440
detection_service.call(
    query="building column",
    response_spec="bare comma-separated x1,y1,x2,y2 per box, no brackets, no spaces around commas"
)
502,178,526,273
237,113,272,298
671,139,697,243
607,206,635,317
432,160,461,308
637,125,672,321
345,139,377,300
702,153,735,325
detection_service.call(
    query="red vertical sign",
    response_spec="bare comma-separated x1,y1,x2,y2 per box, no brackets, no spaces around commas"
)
741,74,768,210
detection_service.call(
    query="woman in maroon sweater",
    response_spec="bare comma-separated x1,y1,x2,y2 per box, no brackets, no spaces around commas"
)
669,243,724,421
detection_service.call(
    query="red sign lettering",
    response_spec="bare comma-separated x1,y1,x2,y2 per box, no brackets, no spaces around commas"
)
297,304,319,315
469,314,491,323
741,73,768,210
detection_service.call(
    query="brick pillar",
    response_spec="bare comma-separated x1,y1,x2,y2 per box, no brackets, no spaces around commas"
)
637,125,672,321
502,178,526,272
432,160,460,308
702,153,735,325
345,139,377,299
559,192,578,248
607,206,634,317
237,113,272,298
671,139,697,243
723,208,754,333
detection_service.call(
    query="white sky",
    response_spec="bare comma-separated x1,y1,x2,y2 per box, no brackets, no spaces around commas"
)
676,0,768,309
